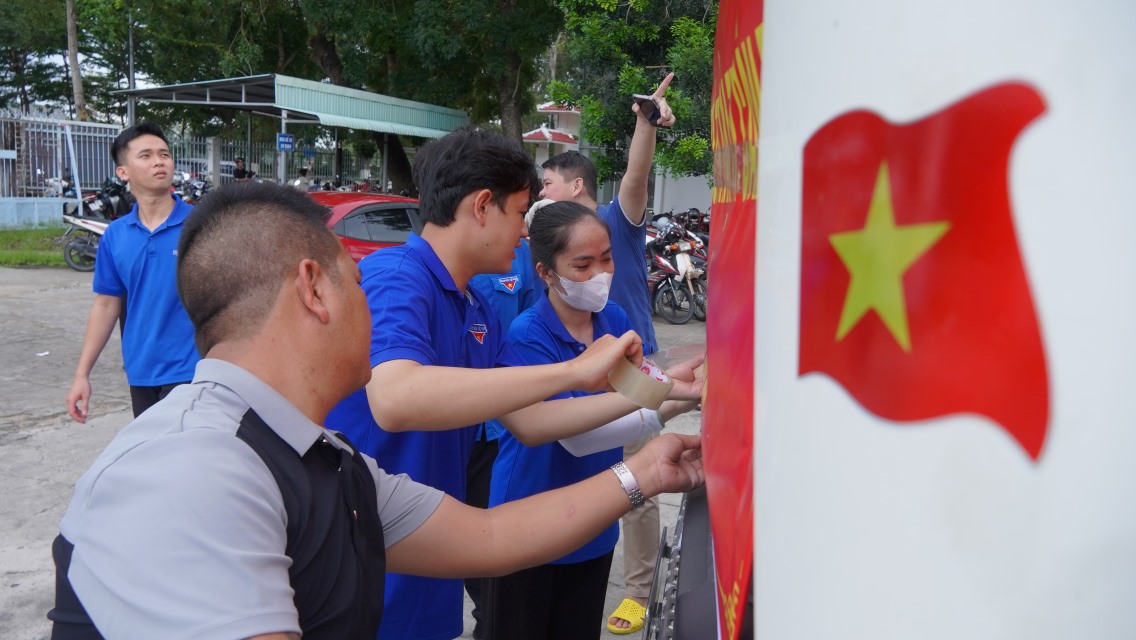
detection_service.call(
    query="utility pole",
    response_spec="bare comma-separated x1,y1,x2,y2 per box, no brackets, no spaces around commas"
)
127,7,136,125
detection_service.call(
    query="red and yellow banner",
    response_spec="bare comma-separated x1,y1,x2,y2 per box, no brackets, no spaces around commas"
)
706,0,762,637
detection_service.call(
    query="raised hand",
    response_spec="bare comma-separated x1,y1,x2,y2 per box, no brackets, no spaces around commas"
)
632,72,677,128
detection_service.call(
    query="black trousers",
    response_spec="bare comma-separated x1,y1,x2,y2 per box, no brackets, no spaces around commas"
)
464,436,499,639
128,382,186,418
484,551,615,640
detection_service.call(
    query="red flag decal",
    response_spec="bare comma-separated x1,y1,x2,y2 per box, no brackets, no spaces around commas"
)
469,323,487,345
799,82,1050,460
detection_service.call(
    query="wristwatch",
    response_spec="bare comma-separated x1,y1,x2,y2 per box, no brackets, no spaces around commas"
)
611,461,646,511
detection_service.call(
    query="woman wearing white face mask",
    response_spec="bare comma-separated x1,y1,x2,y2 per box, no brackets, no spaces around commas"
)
481,200,701,640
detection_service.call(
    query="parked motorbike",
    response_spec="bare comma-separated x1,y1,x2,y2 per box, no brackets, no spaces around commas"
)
674,206,711,248
85,176,135,219
177,174,212,204
647,217,707,324
60,213,108,272
647,217,708,322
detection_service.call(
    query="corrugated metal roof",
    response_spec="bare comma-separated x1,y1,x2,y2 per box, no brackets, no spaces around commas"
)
115,74,467,138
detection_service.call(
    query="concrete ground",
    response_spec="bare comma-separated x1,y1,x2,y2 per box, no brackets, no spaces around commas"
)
0,266,706,640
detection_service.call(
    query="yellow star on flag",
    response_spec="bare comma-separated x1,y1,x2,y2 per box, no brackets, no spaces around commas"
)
828,162,950,352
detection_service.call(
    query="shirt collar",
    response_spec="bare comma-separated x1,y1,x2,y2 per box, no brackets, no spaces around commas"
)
191,358,343,456
533,295,616,346
125,194,191,232
406,233,462,294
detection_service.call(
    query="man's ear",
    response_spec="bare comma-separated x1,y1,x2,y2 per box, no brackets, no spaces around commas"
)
114,164,129,183
471,189,494,226
572,177,584,198
295,258,331,324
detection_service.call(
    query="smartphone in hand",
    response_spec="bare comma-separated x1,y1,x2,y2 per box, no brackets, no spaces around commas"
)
633,94,662,126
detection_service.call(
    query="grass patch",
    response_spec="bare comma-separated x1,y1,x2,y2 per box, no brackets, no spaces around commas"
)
0,228,67,267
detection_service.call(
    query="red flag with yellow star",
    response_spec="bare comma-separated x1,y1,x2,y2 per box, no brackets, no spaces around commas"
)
799,82,1050,460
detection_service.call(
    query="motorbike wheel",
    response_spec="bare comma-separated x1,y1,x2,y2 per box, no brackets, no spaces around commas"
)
691,277,708,322
655,282,694,325
64,234,97,272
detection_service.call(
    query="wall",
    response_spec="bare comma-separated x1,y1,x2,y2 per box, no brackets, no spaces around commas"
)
652,172,712,215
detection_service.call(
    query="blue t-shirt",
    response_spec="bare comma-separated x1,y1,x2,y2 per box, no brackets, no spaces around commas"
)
91,195,199,386
489,296,632,564
324,233,521,640
597,195,657,356
467,240,543,440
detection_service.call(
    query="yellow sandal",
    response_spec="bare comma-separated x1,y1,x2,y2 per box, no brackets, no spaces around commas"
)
606,598,646,635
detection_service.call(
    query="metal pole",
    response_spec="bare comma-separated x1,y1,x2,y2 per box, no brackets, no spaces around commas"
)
127,7,136,125
63,123,83,205
278,110,287,184
381,134,389,192
246,113,252,170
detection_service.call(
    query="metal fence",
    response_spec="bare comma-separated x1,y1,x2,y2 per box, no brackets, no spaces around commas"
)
0,118,121,198
0,117,389,223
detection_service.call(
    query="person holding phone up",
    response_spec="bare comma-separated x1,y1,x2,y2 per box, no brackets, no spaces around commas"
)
537,72,681,636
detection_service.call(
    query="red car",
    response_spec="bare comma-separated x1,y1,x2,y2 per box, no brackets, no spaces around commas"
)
310,191,424,263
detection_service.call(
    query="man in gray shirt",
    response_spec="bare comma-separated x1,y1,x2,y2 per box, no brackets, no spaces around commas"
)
48,182,705,640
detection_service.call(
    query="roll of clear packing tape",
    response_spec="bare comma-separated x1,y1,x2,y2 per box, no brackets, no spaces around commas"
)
608,356,673,409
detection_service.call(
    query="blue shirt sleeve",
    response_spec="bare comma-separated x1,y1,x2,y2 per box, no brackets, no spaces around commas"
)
360,252,437,367
91,223,126,297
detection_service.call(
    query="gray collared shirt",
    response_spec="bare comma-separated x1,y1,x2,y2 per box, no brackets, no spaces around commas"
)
59,359,443,640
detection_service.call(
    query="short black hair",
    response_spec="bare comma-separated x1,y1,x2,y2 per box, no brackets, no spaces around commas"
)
177,181,342,354
528,200,610,273
541,151,598,201
110,122,170,166
412,127,538,227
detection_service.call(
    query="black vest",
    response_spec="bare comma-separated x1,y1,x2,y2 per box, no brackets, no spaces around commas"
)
50,409,387,639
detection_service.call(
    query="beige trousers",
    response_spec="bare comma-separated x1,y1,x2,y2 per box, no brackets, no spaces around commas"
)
620,434,660,600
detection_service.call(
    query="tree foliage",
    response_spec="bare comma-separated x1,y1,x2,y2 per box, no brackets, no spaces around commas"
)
552,0,716,181
2,0,565,189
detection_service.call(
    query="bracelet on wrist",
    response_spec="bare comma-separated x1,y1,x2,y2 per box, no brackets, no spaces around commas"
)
610,461,646,511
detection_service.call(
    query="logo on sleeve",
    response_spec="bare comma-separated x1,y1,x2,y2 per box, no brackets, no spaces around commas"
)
495,275,520,294
469,323,487,344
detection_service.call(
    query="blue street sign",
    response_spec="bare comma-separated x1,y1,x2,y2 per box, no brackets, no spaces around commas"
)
277,133,295,152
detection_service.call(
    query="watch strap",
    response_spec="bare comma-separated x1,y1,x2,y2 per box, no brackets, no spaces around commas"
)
611,461,646,511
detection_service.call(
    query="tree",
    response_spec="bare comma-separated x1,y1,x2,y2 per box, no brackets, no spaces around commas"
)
549,0,717,182
66,0,90,120
0,0,68,115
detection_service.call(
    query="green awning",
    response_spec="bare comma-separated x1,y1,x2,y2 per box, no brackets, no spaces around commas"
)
115,74,466,138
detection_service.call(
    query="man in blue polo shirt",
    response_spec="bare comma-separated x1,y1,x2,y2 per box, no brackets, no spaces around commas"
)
463,238,542,639
538,73,681,634
65,122,200,422
325,127,701,640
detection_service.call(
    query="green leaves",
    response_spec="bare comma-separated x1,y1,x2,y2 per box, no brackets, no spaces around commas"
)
554,0,716,181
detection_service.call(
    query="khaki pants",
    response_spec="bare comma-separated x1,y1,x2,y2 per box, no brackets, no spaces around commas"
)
620,434,660,600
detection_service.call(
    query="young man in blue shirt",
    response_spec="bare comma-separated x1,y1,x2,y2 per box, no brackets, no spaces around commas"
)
65,122,200,422
324,127,700,640
463,239,542,639
538,73,681,634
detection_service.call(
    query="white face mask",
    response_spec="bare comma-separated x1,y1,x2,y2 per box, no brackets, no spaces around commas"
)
553,271,612,312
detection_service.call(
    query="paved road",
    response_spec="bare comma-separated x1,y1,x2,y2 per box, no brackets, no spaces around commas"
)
0,266,706,640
